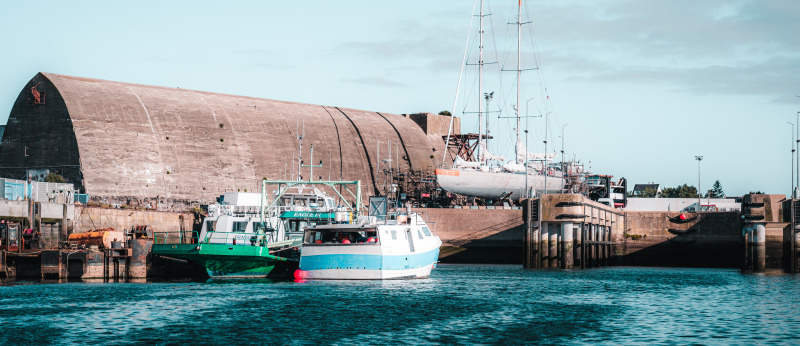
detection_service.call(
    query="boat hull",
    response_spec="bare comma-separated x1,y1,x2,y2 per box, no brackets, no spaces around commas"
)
152,243,298,278
298,247,440,280
436,168,565,199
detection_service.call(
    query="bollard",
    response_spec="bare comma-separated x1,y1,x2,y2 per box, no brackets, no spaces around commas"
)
562,222,573,269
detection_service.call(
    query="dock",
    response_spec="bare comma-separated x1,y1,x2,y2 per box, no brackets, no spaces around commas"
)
522,194,623,269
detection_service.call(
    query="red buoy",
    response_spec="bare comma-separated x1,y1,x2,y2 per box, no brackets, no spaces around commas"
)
293,269,305,280
342,238,351,244
679,213,687,220
367,237,377,243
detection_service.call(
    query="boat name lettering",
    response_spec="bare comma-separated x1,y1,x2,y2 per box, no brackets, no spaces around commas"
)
435,169,459,177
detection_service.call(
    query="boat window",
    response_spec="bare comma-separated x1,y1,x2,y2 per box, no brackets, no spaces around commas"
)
422,226,432,236
205,220,216,233
232,221,248,233
418,230,425,240
390,230,397,240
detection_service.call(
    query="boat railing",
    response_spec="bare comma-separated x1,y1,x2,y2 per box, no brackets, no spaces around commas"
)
199,229,276,247
153,230,200,245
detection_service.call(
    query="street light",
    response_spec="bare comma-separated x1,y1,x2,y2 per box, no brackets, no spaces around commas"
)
524,129,529,198
695,156,703,212
796,112,799,198
561,124,568,193
790,121,796,198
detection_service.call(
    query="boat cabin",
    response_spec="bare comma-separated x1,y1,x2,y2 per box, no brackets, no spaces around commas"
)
304,227,379,245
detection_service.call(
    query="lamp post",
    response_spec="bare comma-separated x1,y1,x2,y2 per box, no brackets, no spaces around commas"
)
790,121,796,198
695,156,703,212
561,124,568,193
796,112,799,198
543,113,549,195
524,129,529,198
483,91,494,159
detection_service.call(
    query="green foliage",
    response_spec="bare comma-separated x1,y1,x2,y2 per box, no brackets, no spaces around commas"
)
44,173,66,183
438,110,452,116
659,184,698,198
639,188,658,198
707,180,725,198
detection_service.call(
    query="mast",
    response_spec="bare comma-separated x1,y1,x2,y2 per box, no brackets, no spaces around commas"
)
515,0,521,163
477,0,485,162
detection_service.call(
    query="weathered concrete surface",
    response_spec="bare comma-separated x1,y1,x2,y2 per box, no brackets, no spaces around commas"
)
73,206,192,234
620,211,750,268
415,207,523,264
0,73,454,209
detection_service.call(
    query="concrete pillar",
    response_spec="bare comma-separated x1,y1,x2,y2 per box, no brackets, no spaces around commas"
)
542,223,550,268
562,222,574,269
556,223,563,268
795,229,800,274
602,226,609,266
586,224,595,268
754,223,766,272
575,224,582,269
549,222,558,269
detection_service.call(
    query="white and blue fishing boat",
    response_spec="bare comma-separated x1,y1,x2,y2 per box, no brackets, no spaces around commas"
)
296,204,441,280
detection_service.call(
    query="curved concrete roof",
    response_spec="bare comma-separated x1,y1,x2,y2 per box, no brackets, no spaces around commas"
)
0,73,449,206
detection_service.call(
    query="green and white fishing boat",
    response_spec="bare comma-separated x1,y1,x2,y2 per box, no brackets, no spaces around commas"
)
152,181,360,278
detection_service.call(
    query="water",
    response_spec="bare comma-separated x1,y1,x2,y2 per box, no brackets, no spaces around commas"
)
1,265,799,345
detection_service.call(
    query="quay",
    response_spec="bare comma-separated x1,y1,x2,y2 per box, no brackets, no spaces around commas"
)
3,192,800,279
522,194,622,269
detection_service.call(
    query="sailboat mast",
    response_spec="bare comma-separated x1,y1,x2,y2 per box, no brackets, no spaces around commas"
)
515,0,522,162
477,0,484,162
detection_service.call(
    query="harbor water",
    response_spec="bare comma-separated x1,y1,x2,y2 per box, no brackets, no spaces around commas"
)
1,265,799,344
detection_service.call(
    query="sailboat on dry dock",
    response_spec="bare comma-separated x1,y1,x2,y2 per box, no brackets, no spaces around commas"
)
436,0,566,201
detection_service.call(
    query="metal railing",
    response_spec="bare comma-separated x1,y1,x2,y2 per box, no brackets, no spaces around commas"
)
153,231,200,245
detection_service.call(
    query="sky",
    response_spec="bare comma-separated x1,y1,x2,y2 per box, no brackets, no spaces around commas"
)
1,0,799,197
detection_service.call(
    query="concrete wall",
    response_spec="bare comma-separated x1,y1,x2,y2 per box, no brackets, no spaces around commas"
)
621,211,750,267
415,207,523,264
72,206,192,235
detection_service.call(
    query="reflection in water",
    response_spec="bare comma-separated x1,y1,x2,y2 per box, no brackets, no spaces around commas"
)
1,265,799,344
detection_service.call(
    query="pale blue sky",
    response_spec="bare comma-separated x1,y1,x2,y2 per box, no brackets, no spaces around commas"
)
1,0,799,196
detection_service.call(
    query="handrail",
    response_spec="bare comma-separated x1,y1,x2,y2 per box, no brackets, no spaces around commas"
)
153,231,200,245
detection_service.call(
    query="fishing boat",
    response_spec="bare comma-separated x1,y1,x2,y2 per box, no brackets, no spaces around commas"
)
295,202,441,280
152,192,299,278
153,129,367,278
437,0,566,201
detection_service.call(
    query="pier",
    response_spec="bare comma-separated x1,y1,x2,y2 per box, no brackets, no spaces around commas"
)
522,194,623,269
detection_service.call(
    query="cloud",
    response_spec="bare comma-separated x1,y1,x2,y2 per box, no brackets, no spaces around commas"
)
520,0,800,101
342,76,407,88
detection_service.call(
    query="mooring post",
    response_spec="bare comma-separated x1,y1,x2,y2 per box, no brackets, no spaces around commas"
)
575,223,582,268
562,222,573,269
743,225,752,271
540,221,549,268
754,223,766,272
549,223,558,269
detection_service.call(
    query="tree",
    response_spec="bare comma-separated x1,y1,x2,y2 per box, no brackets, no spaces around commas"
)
659,184,698,198
44,172,66,183
438,110,452,116
707,180,725,198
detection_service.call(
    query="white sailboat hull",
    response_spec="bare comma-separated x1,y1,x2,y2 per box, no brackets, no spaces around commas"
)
436,168,565,200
